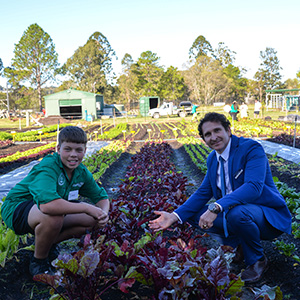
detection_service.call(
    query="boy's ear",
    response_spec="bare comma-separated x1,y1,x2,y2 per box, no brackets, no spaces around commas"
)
57,144,60,153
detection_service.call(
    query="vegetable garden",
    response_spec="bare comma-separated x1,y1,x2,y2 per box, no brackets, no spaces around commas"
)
0,117,300,300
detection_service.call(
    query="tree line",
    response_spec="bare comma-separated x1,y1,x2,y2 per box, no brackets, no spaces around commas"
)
0,23,300,112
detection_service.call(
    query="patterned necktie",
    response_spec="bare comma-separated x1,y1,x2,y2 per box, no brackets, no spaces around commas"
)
219,156,228,237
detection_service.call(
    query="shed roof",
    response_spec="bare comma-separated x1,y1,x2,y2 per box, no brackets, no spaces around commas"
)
44,88,102,99
266,88,300,93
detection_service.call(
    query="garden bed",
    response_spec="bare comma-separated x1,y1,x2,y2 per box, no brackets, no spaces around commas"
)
1,121,300,299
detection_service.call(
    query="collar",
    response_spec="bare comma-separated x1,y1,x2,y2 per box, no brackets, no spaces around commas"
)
54,152,78,181
216,138,231,162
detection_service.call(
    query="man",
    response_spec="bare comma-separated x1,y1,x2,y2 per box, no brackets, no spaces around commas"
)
1,126,110,276
254,100,262,118
149,112,291,283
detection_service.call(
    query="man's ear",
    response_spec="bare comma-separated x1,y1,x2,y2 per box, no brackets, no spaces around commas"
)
228,127,232,136
57,144,60,153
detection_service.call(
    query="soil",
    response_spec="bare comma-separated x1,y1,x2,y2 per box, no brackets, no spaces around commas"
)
1,127,300,299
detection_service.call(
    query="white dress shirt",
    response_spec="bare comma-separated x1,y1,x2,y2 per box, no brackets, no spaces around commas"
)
173,138,232,223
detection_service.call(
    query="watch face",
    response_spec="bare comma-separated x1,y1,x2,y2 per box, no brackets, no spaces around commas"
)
209,203,219,213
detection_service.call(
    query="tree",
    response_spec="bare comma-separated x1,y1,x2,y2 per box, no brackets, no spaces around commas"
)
223,64,248,102
131,51,164,96
284,78,300,90
4,23,59,111
0,58,3,76
121,53,134,72
254,47,282,101
183,56,230,105
214,42,236,68
189,35,214,60
158,66,187,101
116,53,140,109
64,31,115,96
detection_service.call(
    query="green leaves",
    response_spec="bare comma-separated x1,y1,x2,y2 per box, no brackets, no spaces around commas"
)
7,23,60,111
0,206,30,267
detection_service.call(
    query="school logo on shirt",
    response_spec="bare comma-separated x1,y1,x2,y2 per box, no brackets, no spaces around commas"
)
73,182,84,188
58,173,65,186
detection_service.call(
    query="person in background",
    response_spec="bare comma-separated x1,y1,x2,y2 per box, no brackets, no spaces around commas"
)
254,100,262,118
230,101,239,121
149,112,291,283
192,104,199,120
239,102,248,119
1,126,110,277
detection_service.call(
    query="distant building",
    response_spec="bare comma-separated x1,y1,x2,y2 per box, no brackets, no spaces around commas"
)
44,88,104,120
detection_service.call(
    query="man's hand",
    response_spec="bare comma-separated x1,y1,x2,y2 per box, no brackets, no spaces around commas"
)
199,210,218,230
84,203,109,227
149,211,178,232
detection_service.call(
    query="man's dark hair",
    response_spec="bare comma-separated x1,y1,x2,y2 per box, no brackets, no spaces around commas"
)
58,126,88,145
198,112,231,139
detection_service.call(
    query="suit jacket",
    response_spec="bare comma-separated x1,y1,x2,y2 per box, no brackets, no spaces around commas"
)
175,135,292,234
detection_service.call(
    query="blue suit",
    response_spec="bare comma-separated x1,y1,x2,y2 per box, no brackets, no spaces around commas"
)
175,135,292,265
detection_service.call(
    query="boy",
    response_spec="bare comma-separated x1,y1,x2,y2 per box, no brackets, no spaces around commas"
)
1,126,109,276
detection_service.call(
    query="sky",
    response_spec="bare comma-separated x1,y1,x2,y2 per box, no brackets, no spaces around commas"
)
0,0,300,88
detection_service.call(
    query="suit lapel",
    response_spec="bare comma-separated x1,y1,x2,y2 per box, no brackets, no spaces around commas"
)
228,135,239,190
210,152,219,198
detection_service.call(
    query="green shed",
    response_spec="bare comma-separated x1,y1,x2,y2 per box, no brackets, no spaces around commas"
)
44,88,104,120
139,96,160,116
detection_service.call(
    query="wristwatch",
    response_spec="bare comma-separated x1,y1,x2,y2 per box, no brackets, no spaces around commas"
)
208,203,221,214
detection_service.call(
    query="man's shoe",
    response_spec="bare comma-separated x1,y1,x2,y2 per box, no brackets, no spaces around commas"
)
232,244,244,264
29,256,55,276
241,256,268,283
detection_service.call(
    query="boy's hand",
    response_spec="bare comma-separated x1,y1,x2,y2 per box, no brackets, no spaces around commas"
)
84,203,109,228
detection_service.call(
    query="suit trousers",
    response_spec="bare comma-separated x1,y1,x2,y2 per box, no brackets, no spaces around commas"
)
187,203,283,265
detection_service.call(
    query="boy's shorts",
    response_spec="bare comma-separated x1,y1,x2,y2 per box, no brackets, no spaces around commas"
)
12,200,35,235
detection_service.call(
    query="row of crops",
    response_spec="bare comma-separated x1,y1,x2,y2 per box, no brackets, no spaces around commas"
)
29,140,300,298
1,117,300,143
34,141,248,299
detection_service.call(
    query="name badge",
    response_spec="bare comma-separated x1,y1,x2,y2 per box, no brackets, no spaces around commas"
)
68,190,79,200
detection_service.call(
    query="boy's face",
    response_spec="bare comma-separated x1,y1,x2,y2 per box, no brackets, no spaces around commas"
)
201,121,231,154
57,142,86,173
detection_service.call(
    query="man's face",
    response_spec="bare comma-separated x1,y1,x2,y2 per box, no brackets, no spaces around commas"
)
201,121,231,154
57,142,86,174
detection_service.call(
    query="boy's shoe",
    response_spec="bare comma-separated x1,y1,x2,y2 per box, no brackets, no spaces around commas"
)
29,256,56,276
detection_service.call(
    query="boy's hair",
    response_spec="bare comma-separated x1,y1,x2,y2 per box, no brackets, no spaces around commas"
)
58,126,88,145
198,112,231,139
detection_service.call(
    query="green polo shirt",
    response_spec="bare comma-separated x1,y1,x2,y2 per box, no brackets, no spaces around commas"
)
1,152,108,231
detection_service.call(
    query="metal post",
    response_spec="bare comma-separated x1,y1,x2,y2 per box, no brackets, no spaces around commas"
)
6,82,9,116
113,108,116,127
56,119,60,151
100,118,103,135
293,116,297,148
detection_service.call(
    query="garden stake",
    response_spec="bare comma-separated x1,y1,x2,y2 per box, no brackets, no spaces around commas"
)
94,131,98,141
11,131,16,143
147,128,151,139
293,116,297,148
38,131,42,142
122,130,126,140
